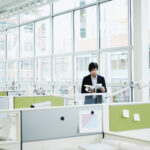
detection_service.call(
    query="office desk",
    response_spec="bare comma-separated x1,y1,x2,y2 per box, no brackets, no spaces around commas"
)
106,128,150,143
78,129,150,150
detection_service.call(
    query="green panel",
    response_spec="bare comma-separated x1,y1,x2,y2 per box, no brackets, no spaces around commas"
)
109,104,150,132
0,92,8,96
14,96,64,109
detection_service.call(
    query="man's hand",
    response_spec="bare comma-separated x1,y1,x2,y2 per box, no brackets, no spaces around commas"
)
90,89,95,93
88,87,95,93
100,87,105,93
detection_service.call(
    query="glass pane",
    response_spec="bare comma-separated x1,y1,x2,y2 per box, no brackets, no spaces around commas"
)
20,24,34,58
149,51,150,70
53,0,74,14
0,31,6,59
8,62,18,82
54,85,73,95
21,60,34,81
36,84,52,95
20,5,50,24
36,58,51,82
7,28,19,59
148,1,150,101
53,56,72,82
53,13,72,54
0,84,6,90
74,0,97,8
100,0,128,48
53,0,96,14
75,6,97,52
110,86,130,103
20,84,34,95
35,19,50,56
0,15,19,30
149,82,150,101
100,51,128,84
0,62,6,82
75,52,97,84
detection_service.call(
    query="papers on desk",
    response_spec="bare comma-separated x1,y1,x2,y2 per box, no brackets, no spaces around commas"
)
79,110,102,133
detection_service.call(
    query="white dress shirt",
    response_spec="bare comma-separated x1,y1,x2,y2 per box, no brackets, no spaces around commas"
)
91,75,97,98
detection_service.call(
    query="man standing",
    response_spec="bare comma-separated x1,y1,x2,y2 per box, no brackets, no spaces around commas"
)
81,62,107,104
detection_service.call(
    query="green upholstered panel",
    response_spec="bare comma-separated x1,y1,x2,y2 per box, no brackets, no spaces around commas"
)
0,92,7,96
14,96,64,108
109,104,150,131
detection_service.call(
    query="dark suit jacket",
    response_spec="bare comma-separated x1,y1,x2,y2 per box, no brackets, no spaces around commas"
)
81,74,107,93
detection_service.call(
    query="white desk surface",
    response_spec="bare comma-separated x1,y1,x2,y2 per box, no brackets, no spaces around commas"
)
106,128,150,142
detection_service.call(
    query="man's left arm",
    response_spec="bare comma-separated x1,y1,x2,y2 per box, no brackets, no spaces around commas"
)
102,77,107,92
97,77,107,93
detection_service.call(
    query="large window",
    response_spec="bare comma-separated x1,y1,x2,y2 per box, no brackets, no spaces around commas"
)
21,60,34,82
0,15,19,30
100,0,128,48
7,28,19,59
0,0,131,102
7,61,18,82
54,85,73,95
53,0,74,14
35,19,51,56
20,5,50,24
148,1,150,100
53,13,72,54
36,58,51,82
0,31,6,59
20,24,34,58
100,51,128,83
53,0,97,14
0,62,6,82
53,56,72,82
75,52,97,83
75,6,97,52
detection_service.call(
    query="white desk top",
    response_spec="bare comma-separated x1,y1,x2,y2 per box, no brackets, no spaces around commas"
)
106,128,150,142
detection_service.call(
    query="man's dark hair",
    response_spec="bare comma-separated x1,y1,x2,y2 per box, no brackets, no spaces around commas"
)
88,62,98,72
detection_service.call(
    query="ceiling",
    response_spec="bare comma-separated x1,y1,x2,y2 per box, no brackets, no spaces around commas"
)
0,0,27,13
0,0,57,19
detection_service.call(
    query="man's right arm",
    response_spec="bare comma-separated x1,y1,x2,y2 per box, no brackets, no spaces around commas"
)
81,77,86,93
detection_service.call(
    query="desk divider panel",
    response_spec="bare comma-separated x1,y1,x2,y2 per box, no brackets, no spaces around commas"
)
0,92,8,96
14,96,64,108
21,105,103,142
0,97,9,109
109,104,150,132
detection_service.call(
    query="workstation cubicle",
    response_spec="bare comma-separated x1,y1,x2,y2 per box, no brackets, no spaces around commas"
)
102,102,150,150
0,91,23,97
0,95,71,110
0,110,21,150
0,104,103,150
1,102,150,150
0,92,8,96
